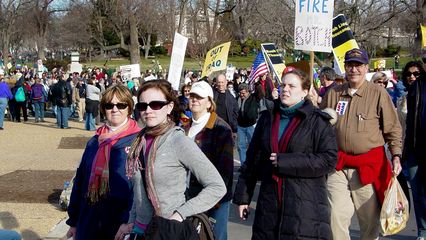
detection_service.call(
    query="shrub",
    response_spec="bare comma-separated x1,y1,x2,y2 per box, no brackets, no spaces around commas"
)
44,59,71,72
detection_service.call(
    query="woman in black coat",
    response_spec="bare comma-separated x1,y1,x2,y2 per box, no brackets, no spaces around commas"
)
233,69,338,240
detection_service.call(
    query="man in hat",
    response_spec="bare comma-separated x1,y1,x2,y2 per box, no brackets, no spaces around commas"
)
320,48,402,240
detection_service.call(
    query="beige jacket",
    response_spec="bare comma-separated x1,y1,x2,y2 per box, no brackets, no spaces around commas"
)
320,80,402,156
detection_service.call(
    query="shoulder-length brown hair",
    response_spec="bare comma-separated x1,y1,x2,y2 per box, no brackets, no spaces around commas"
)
100,84,134,117
137,80,180,123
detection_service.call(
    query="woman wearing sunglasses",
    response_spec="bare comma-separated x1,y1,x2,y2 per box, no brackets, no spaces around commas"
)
115,80,226,239
66,84,141,240
182,81,234,240
371,71,405,107
401,61,426,239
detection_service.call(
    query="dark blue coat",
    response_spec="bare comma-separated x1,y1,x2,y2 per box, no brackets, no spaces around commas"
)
67,133,138,240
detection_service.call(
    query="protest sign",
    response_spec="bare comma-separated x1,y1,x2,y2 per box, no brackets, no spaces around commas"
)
226,65,236,81
201,42,231,77
294,0,334,52
374,59,386,69
261,43,286,83
167,32,188,90
332,14,359,74
421,24,426,49
119,64,141,81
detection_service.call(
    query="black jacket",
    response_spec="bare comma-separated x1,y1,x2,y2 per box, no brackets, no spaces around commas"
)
213,90,238,133
51,80,72,107
237,94,259,127
404,78,426,158
233,100,338,240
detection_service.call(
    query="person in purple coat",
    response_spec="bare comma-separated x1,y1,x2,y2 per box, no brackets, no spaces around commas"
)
0,70,13,130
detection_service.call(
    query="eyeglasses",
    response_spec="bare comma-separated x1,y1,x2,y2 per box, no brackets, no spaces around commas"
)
136,101,169,111
104,103,128,110
377,81,388,84
408,71,420,78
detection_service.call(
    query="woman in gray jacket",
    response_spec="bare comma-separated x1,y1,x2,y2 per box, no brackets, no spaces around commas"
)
115,80,226,239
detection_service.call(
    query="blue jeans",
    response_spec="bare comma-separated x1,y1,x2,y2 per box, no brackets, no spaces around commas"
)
207,201,230,240
85,113,96,131
33,101,44,121
52,105,57,117
237,125,255,166
0,229,21,240
407,154,426,237
56,107,70,128
0,98,7,128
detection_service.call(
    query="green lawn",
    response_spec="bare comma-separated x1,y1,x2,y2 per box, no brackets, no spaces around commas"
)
80,54,422,74
81,55,257,73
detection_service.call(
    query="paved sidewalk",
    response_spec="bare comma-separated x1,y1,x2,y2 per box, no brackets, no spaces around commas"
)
0,117,92,239
0,116,420,239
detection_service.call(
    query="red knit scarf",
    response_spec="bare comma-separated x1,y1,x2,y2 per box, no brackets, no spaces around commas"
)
335,146,392,205
270,112,301,207
87,118,141,203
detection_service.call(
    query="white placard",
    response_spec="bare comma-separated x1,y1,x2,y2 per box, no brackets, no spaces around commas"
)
226,66,235,81
294,0,334,53
167,32,188,91
366,70,393,83
120,64,141,81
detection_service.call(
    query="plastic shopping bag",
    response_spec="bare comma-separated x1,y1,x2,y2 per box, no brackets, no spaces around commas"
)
380,176,409,236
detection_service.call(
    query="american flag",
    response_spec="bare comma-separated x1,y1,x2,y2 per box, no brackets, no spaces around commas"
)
248,52,268,89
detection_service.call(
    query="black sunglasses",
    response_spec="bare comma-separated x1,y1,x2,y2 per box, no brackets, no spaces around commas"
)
408,71,420,78
136,101,169,111
104,103,128,110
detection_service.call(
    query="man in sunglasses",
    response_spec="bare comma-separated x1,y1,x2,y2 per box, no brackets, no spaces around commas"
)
320,48,402,240
402,60,426,240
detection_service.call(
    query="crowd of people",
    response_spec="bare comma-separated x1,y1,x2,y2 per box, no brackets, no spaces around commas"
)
0,47,425,240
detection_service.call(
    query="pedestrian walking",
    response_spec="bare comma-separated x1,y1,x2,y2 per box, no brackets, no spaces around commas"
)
320,48,402,240
233,69,338,239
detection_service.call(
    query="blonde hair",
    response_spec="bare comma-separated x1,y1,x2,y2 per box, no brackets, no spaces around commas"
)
207,96,216,113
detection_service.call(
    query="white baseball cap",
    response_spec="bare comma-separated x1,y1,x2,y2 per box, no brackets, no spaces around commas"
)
190,81,213,98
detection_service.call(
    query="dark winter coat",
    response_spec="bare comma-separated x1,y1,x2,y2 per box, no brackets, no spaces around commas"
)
51,80,72,107
66,133,138,240
213,89,239,133
237,94,259,127
183,112,234,203
233,100,338,240
404,78,426,159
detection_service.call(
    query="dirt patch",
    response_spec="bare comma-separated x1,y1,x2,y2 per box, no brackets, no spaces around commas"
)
58,137,91,149
0,170,75,204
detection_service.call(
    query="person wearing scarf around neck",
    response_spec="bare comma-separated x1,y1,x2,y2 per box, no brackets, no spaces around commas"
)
233,69,338,240
66,85,141,240
182,81,234,240
115,80,226,240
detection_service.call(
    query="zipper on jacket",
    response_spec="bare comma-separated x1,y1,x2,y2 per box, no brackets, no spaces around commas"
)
277,178,286,239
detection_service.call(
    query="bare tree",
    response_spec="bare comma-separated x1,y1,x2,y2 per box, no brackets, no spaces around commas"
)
0,0,30,67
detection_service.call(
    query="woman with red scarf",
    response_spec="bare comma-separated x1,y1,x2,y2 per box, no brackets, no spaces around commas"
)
66,84,141,240
233,69,338,239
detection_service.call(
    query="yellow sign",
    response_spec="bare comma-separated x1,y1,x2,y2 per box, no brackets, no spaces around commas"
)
201,42,231,77
374,59,386,69
421,24,426,48
261,43,286,84
332,15,359,74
